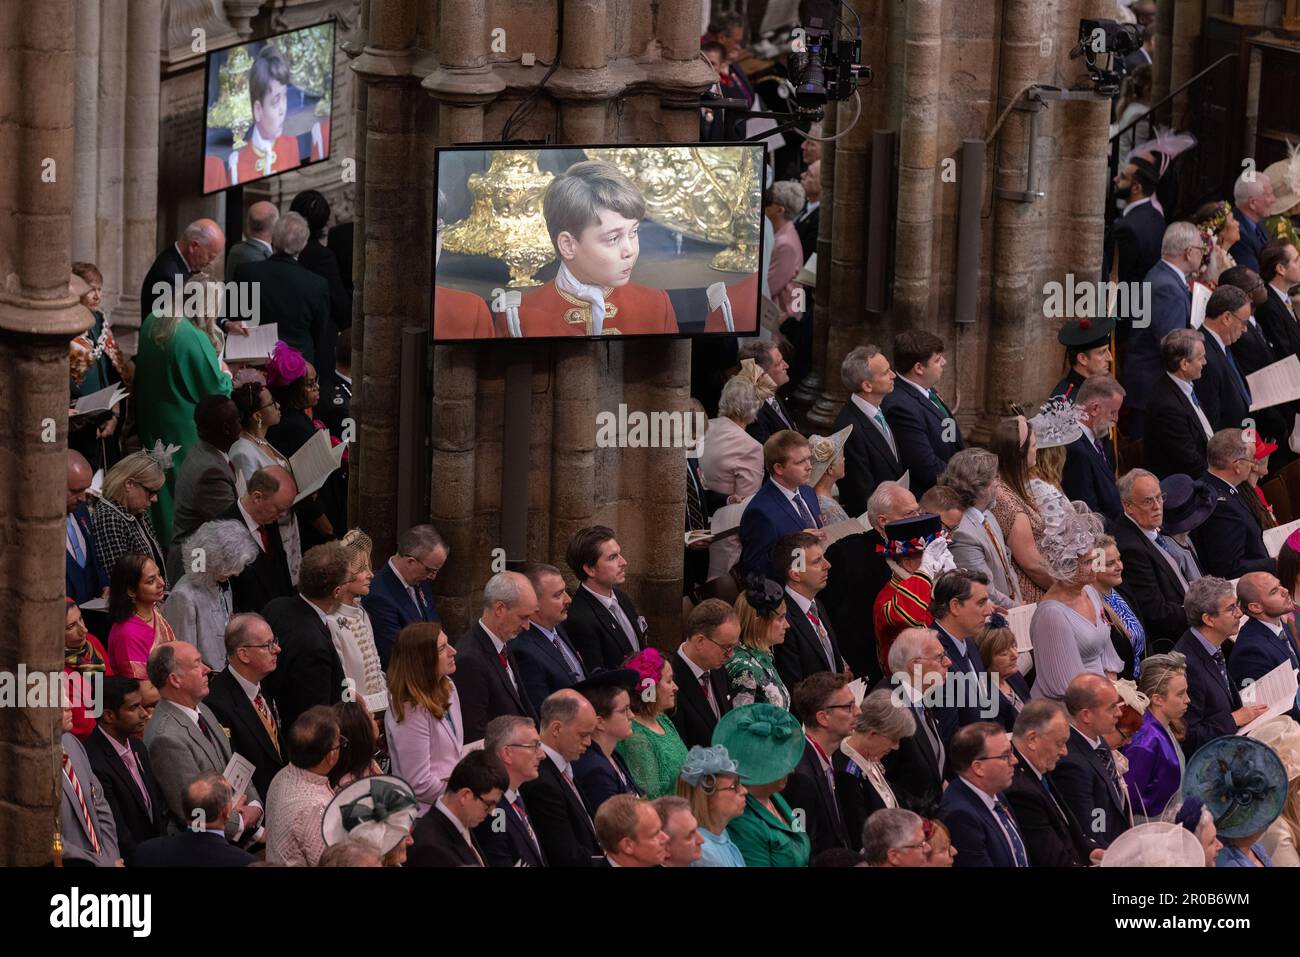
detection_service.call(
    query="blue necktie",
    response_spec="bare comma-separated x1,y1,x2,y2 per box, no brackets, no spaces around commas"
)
793,491,815,528
1223,348,1252,403
1190,389,1202,408
67,514,86,567
993,799,1029,867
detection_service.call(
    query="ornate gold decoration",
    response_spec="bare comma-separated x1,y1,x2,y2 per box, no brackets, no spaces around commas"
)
557,287,619,335
442,151,557,287
207,46,255,149
585,145,763,273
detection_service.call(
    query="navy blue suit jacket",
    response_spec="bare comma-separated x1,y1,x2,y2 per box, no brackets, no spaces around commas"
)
65,502,103,605
1061,434,1122,521
880,380,964,495
474,795,547,867
511,622,587,711
1122,261,1191,414
1108,199,1166,286
1173,629,1242,757
1142,373,1208,480
571,746,641,817
1195,330,1252,433
1229,207,1270,274
1189,474,1274,579
361,561,439,668
133,829,254,867
1228,617,1300,722
1049,727,1130,849
832,398,904,518
939,778,1023,867
934,623,989,732
738,479,823,580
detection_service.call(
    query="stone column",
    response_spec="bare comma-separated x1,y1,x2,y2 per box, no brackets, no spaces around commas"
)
793,104,835,420
1170,0,1204,119
72,0,100,265
341,0,369,527
0,0,87,867
96,0,128,340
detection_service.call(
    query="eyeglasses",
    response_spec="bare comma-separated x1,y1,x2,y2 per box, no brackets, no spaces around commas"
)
1216,602,1242,616
1132,493,1163,508
259,399,280,411
712,781,743,793
329,734,350,753
916,652,951,664
246,639,280,651
897,840,932,851
704,635,739,658
129,479,163,496
473,794,500,810
974,751,1016,764
504,741,543,751
405,554,442,578
822,703,857,711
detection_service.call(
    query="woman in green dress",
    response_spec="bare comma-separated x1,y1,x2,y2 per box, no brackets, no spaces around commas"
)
715,703,810,867
726,578,791,710
132,308,232,546
617,647,689,798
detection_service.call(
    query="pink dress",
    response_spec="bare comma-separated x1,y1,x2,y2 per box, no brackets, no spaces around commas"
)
107,610,176,679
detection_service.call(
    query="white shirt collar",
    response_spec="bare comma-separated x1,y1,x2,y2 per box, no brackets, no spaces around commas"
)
1270,282,1292,307
850,392,882,418
479,621,506,654
900,375,932,399
1167,371,1195,398
676,645,708,681
1203,325,1227,353
435,799,475,846
581,583,622,615
230,666,261,704
388,556,417,589
172,700,202,726
1160,259,1190,289
336,372,353,387
1255,616,1286,637
1072,724,1101,749
236,499,263,545
1122,195,1154,217
1079,421,1099,444
541,743,570,777
300,594,332,626
958,775,999,809
784,585,814,617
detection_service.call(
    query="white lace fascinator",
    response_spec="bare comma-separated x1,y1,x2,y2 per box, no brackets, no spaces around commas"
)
1029,397,1084,450
1039,499,1105,582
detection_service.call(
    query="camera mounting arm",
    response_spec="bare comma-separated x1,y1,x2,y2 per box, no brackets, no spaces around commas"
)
992,84,1110,203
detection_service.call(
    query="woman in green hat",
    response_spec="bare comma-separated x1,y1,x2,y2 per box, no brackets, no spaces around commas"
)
714,703,810,867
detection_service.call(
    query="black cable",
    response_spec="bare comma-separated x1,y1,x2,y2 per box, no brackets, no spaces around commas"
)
500,0,565,141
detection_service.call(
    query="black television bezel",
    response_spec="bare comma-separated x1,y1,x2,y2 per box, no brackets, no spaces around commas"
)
199,18,338,197
430,141,770,344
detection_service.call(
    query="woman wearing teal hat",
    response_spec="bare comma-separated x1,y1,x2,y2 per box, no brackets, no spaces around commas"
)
677,745,749,867
1183,735,1287,867
714,703,810,867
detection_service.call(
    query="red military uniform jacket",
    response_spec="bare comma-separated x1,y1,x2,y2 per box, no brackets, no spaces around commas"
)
229,134,302,185
872,570,934,673
704,271,759,334
434,286,495,340
518,280,678,337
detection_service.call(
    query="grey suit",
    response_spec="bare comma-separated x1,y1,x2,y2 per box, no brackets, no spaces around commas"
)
167,439,241,582
60,732,120,866
224,237,272,282
144,698,261,841
949,507,1021,607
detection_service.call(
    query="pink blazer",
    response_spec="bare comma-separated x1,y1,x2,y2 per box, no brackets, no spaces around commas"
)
768,221,803,318
700,417,764,499
384,680,465,812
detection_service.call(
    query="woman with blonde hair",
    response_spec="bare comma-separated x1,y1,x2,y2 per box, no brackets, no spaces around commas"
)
1123,652,1189,821
1249,717,1300,866
92,450,168,582
329,529,386,711
725,578,791,709
384,622,462,811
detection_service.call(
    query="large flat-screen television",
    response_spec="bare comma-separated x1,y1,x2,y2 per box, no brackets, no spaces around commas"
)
432,143,767,342
201,20,337,195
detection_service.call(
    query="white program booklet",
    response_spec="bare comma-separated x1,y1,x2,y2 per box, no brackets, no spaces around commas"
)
222,752,256,802
73,383,129,416
288,428,346,503
223,322,278,363
1238,661,1299,735
1248,355,1300,412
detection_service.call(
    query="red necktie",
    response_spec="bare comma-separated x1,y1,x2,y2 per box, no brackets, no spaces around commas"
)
499,650,510,672
258,525,270,552
62,752,100,854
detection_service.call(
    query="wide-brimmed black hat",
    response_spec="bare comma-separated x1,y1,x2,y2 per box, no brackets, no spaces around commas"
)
1057,315,1116,350
573,667,639,697
1160,473,1216,535
875,513,943,558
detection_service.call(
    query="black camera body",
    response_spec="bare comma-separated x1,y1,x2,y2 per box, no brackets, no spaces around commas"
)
1074,18,1142,95
788,26,870,114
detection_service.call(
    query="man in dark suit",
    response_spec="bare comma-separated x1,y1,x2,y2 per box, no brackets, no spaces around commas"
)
513,563,587,709
1221,266,1295,453
562,526,648,671
1256,240,1300,359
1190,429,1275,579
83,676,166,865
1228,171,1277,273
1061,375,1125,520
219,466,297,614
881,329,964,495
1143,329,1211,480
1121,223,1199,436
930,569,993,732
773,532,848,691
737,339,800,444
876,628,950,815
939,722,1029,867
454,571,540,743
521,689,603,866
475,715,548,866
261,543,349,741
794,161,821,261
167,395,244,581
140,219,223,324
1107,157,1165,285
1194,285,1255,434
362,524,445,668
1051,317,1115,402
1232,572,1300,722
224,201,276,281
289,190,352,389
66,450,104,604
233,212,330,363
202,613,286,800
821,481,920,681
834,344,905,517
672,599,739,749
784,672,855,856
739,431,823,580
1005,700,1096,867
1050,675,1130,849
133,772,255,867
1112,470,1195,649
1175,577,1269,755
409,751,507,867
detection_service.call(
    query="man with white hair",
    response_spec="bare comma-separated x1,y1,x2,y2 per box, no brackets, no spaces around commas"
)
1229,167,1277,273
454,571,541,741
861,808,928,866
225,201,279,280
1121,220,1205,435
877,627,949,815
140,218,225,322
232,209,330,363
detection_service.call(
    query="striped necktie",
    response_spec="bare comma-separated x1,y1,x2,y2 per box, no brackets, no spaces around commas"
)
62,751,100,854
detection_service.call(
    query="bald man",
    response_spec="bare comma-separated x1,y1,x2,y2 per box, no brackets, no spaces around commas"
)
218,466,297,613
225,201,280,282
455,571,541,742
520,689,603,866
1231,571,1300,721
141,219,225,323
66,450,105,603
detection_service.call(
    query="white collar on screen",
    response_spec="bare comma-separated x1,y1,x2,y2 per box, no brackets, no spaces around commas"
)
555,262,608,335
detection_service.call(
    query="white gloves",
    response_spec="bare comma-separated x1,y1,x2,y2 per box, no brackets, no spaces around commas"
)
919,536,956,579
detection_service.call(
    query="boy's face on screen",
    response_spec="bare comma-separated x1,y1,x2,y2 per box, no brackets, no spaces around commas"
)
557,209,641,288
253,78,288,141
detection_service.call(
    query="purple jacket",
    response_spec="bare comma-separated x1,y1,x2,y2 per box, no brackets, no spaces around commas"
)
1121,711,1184,819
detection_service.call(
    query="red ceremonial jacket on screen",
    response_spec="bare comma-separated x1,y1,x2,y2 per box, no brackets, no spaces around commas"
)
518,280,678,337
704,271,759,334
434,286,495,340
229,135,302,185
203,154,230,193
